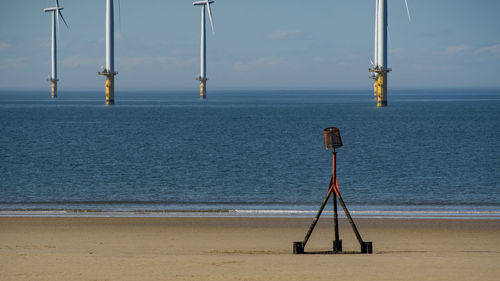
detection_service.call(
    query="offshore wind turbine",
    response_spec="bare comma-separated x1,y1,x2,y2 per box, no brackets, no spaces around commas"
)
98,0,118,105
193,0,215,99
369,0,411,107
44,0,68,99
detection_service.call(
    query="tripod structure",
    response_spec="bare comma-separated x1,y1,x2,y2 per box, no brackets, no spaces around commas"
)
293,128,372,254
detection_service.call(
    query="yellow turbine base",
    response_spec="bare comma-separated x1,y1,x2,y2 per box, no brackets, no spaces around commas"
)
376,72,387,107
51,81,57,99
105,76,115,105
200,80,206,99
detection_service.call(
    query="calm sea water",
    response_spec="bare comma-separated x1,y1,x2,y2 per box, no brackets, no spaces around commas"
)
1,89,499,218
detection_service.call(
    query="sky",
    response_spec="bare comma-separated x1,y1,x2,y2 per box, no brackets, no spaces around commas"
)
1,0,500,91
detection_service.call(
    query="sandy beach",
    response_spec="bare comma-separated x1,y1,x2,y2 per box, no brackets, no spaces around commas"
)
1,217,499,281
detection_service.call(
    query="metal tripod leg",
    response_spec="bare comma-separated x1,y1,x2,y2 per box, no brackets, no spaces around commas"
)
302,176,334,246
333,194,342,252
334,178,372,253
332,151,342,252
293,177,335,254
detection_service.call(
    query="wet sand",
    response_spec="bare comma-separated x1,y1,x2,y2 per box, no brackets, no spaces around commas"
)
1,217,499,280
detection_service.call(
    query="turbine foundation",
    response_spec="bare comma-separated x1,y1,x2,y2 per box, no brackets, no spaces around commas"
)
376,71,388,107
372,74,379,99
105,75,115,105
47,78,58,99
197,77,207,100
369,67,390,107
51,80,57,99
99,71,117,105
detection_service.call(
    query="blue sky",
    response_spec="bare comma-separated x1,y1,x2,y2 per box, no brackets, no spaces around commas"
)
1,0,499,91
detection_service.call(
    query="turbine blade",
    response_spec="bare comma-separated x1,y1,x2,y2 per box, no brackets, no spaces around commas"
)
404,0,411,22
206,1,215,34
59,11,69,29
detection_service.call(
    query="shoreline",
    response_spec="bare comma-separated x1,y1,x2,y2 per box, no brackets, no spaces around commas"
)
2,217,500,280
1,207,500,220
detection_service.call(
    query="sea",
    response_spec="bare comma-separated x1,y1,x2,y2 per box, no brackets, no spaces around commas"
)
1,89,499,219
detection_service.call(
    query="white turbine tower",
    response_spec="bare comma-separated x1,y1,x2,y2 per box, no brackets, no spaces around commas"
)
369,0,411,107
44,0,68,99
194,0,215,99
98,0,118,105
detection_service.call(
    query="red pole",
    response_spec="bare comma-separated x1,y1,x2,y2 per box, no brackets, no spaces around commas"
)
333,152,341,251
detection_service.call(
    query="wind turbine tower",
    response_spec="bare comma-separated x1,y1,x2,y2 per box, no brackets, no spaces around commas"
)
369,0,411,107
193,0,215,99
44,0,68,99
98,0,118,105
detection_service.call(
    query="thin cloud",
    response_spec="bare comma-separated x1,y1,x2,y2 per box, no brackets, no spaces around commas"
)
474,43,500,58
444,44,469,55
0,58,28,70
267,30,301,40
267,29,315,41
61,56,100,69
421,29,452,39
0,42,10,51
389,48,403,55
233,57,295,72
119,56,197,68
117,56,197,75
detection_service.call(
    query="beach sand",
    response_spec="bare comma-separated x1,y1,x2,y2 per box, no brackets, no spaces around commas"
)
1,217,499,280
